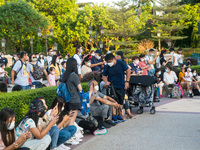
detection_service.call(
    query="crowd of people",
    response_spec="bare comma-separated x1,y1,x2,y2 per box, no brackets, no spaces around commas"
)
0,45,200,149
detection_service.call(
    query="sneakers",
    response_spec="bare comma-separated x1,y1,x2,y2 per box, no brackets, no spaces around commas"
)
117,115,123,120
102,122,112,128
93,128,108,135
168,94,172,98
65,138,79,145
105,120,116,126
188,93,193,98
57,144,71,150
112,115,118,121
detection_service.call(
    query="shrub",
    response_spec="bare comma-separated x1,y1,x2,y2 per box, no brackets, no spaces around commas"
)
0,82,89,125
81,71,101,82
5,67,11,76
190,65,200,73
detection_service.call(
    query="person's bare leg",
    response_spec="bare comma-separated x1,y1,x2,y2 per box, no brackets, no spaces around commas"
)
69,110,78,125
126,109,133,118
158,84,163,96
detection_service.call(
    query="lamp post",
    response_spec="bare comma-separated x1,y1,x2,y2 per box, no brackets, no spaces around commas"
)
167,39,172,48
88,26,104,49
37,28,54,55
54,42,58,51
198,22,200,35
30,37,33,53
1,38,6,52
157,32,161,51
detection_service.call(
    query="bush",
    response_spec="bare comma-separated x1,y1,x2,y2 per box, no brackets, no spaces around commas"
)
5,67,11,76
190,65,200,73
0,82,89,125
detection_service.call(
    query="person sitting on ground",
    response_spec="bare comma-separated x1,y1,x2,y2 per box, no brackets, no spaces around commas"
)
46,97,77,149
47,48,54,71
154,69,164,99
0,82,7,93
89,79,120,128
16,99,58,150
76,86,107,135
11,51,30,90
0,63,11,85
0,108,31,150
192,69,200,95
49,55,62,81
0,52,8,67
90,50,104,73
129,56,143,75
184,67,195,97
102,53,131,121
138,54,148,75
146,49,157,76
81,55,92,78
163,66,178,98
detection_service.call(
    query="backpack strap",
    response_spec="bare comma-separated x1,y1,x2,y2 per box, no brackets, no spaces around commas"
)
14,59,23,76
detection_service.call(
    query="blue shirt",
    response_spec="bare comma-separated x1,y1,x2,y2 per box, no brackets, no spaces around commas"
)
91,56,102,72
129,63,142,74
103,60,128,89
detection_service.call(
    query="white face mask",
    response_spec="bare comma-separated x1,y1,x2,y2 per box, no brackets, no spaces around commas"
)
62,106,64,111
170,52,174,55
141,58,145,62
36,55,39,59
14,57,16,60
188,68,191,72
40,55,43,58
135,60,139,65
95,85,99,91
56,59,60,63
7,121,15,130
51,52,54,55
80,49,83,54
95,55,101,60
107,62,114,67
87,62,91,67
52,71,55,74
91,53,95,56
1,55,4,58
193,73,197,76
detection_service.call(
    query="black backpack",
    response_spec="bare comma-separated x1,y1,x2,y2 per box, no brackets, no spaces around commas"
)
11,60,23,80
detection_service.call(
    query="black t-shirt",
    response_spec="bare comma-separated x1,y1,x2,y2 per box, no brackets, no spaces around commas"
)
0,57,8,66
160,57,166,66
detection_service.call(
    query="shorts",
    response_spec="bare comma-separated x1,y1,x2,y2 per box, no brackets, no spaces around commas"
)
115,88,125,105
65,102,81,111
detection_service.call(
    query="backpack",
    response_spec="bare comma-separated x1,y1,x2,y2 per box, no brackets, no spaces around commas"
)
56,73,74,103
172,84,182,99
79,92,90,115
31,62,43,80
11,60,23,80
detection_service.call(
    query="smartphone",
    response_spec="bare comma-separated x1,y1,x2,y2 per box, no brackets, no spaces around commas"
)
168,58,171,60
24,125,30,133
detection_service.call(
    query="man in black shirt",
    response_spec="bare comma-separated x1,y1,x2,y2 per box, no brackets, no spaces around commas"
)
0,52,8,67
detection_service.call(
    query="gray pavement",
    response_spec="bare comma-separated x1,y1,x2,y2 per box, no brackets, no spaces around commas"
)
74,97,200,150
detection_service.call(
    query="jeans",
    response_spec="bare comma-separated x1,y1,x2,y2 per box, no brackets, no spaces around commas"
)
22,134,51,150
48,126,59,149
57,125,77,146
20,85,30,90
148,69,155,76
32,81,42,88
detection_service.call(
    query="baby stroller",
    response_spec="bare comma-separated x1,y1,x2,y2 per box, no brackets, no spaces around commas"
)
128,75,157,114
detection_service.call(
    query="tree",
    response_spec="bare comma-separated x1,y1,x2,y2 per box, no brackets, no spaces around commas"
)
0,1,48,53
152,0,188,47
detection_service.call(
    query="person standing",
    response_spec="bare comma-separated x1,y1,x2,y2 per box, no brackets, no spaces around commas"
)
91,50,104,73
46,48,54,72
102,53,131,120
146,49,158,76
177,48,184,66
11,51,30,90
0,52,8,67
49,55,62,81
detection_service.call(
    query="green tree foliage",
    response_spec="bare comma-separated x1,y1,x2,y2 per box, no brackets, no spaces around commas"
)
0,1,48,53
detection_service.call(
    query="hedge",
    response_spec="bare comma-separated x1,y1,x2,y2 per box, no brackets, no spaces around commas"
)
0,82,89,125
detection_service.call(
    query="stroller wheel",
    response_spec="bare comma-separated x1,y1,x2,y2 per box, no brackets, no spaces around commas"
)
150,108,156,114
137,109,143,114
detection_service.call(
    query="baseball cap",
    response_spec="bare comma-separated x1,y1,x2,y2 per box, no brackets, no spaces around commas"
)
116,51,125,59
95,49,102,55
29,99,46,113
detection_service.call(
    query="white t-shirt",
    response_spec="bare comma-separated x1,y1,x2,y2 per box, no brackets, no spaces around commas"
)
12,60,29,86
26,61,43,83
185,72,193,82
0,68,5,77
172,53,179,66
156,56,161,68
146,55,154,69
47,55,52,67
16,118,41,140
81,65,92,77
73,54,82,74
163,71,177,84
177,54,183,64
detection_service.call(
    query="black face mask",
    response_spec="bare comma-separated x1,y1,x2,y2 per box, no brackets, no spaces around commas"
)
39,111,45,118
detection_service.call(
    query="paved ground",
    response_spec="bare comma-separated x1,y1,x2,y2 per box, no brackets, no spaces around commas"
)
73,97,200,150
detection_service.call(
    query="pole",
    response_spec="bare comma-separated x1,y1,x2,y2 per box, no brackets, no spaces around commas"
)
158,39,161,51
45,32,48,55
31,45,33,53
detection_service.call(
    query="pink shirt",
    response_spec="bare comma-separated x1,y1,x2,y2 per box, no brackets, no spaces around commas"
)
0,68,5,77
48,74,56,86
139,61,148,75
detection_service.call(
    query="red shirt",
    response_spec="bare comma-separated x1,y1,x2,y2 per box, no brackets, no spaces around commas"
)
139,61,148,75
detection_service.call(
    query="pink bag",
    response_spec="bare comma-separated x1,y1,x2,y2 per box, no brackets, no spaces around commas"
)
177,82,184,96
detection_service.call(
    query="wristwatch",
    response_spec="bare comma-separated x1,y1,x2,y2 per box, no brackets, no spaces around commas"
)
125,81,129,83
13,142,18,149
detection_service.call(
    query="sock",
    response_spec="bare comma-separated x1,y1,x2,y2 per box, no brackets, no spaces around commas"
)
189,91,191,94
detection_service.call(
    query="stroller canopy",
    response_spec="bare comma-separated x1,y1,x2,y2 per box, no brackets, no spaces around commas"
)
129,75,157,86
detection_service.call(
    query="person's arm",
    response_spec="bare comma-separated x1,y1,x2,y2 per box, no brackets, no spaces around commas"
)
90,62,103,68
102,76,110,86
172,55,175,66
47,75,51,86
125,68,131,89
29,117,58,139
77,84,82,91
89,84,97,104
96,97,119,108
104,95,117,103
42,67,48,79
147,56,157,65
57,115,70,129
11,70,15,84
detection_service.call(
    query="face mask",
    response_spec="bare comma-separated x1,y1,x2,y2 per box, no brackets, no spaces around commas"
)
95,85,99,91
151,54,154,57
158,72,161,75
165,69,169,73
91,53,95,56
62,106,64,111
64,64,66,68
7,121,15,130
107,62,114,67
56,59,60,63
87,62,91,67
95,55,101,60
135,60,139,65
193,73,197,76
141,58,145,62
80,49,83,54
36,55,39,59
39,111,46,118
14,57,16,60
32,58,37,62
26,57,29,61
3,66,5,69
52,71,55,74
170,52,174,55
51,52,54,55
2,55,4,58
40,55,43,58
188,68,191,72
